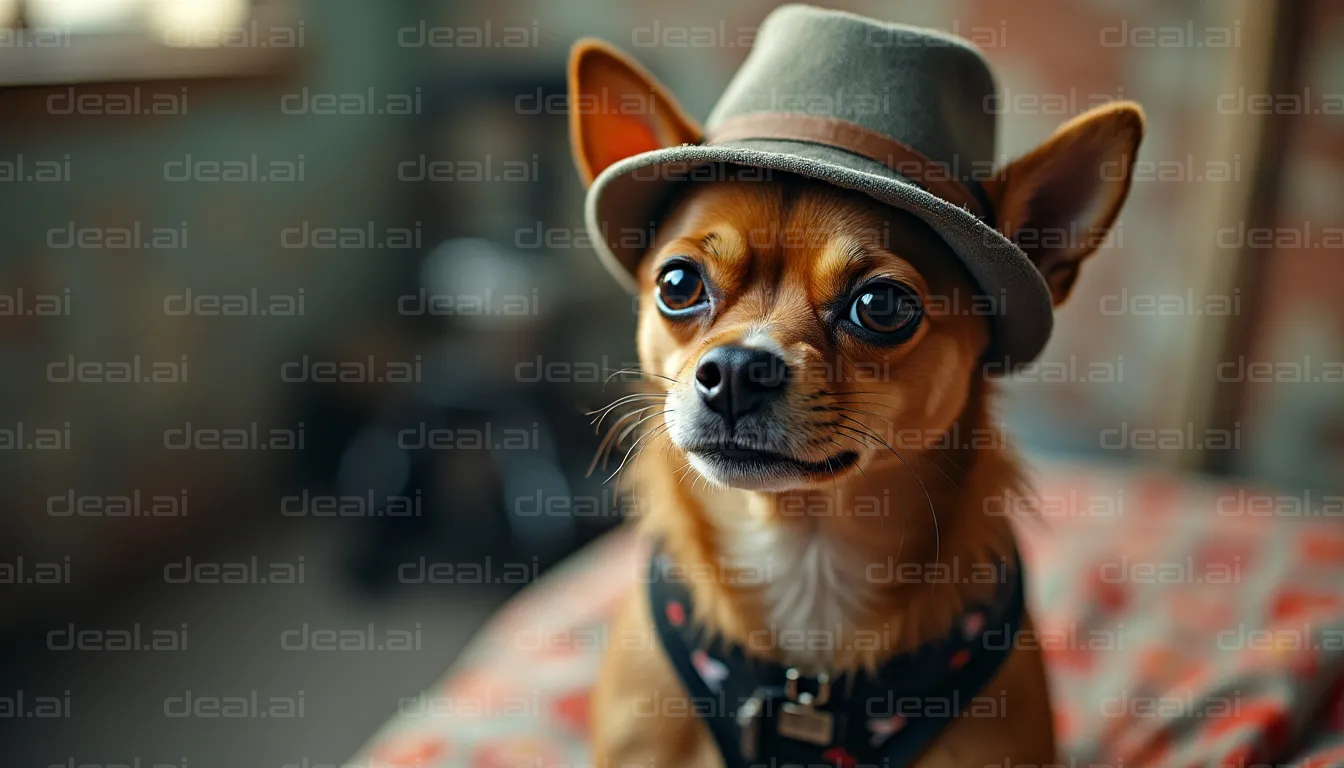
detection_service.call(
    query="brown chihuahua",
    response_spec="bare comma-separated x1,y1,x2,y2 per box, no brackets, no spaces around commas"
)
568,12,1142,767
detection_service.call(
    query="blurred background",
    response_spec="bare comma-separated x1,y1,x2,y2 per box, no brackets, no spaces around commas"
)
0,0,1340,766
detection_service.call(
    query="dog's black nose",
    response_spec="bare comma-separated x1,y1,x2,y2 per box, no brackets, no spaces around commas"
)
694,345,788,428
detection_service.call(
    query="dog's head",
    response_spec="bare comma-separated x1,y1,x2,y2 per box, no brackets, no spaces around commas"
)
570,41,1142,492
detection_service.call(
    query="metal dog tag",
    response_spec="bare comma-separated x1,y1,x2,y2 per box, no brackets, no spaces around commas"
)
777,668,835,746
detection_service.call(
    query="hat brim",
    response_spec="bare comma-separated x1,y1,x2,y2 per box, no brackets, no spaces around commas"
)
584,138,1054,367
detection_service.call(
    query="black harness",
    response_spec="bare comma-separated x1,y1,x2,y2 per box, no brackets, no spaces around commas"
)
648,548,1026,767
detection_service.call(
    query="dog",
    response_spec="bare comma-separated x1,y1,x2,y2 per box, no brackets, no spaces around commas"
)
568,6,1143,766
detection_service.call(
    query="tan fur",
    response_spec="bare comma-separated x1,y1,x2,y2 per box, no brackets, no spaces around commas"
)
592,181,1056,766
986,102,1145,305
568,39,702,186
568,39,1140,768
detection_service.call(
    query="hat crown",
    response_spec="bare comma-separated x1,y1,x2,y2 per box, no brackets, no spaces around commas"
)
582,5,1056,368
707,5,998,171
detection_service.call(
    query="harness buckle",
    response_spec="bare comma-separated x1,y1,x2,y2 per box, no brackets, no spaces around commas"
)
778,668,835,746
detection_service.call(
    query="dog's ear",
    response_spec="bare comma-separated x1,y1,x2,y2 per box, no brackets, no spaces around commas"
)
568,39,702,187
984,102,1144,306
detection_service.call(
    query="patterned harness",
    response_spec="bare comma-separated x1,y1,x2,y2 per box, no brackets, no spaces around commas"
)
648,547,1027,767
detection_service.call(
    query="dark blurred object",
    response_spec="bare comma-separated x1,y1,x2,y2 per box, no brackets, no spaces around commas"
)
296,237,625,592
285,65,630,592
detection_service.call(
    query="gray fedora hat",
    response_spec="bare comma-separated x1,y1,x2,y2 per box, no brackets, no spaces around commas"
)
583,4,1055,367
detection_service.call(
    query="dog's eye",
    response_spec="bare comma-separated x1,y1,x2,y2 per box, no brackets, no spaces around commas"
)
656,261,706,314
849,281,922,337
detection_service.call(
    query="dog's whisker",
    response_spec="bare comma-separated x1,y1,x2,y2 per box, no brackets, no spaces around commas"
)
826,435,877,502
827,396,973,479
660,431,679,462
831,422,881,450
603,366,680,387
827,405,887,421
925,443,968,475
857,429,940,589
589,400,670,470
590,403,659,469
832,423,909,563
829,429,870,449
587,404,665,477
898,451,940,593
625,422,673,482
587,392,667,425
823,400,891,410
830,413,945,553
605,424,664,485
675,459,696,486
919,444,968,481
831,409,962,490
602,404,660,434
819,440,844,498
589,391,666,412
835,416,939,574
605,419,672,484
615,409,672,446
589,403,666,441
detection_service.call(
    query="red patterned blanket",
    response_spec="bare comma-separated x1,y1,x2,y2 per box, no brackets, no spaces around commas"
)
353,462,1344,768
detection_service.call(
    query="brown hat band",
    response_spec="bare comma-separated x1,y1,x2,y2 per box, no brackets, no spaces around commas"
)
705,112,984,218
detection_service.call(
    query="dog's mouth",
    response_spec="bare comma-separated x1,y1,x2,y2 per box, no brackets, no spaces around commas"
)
684,444,860,490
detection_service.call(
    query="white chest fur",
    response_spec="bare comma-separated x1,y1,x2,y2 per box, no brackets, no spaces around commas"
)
719,518,879,670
